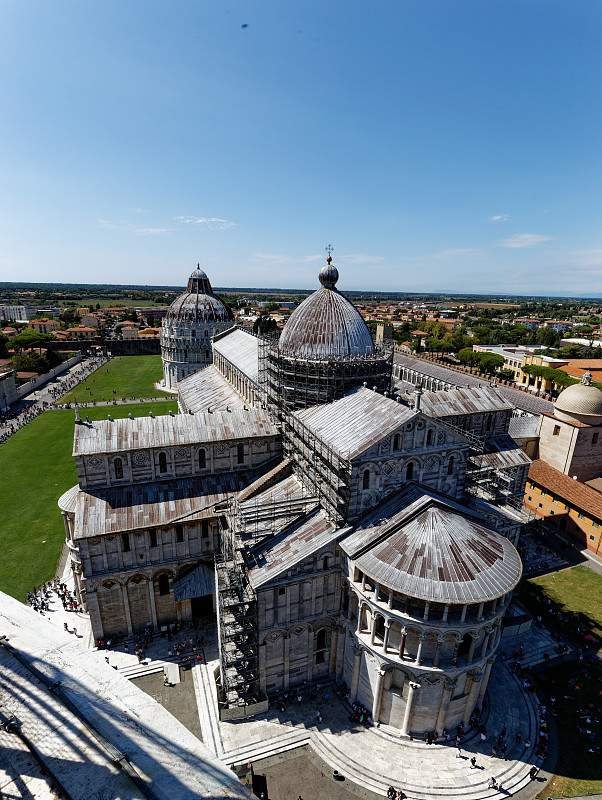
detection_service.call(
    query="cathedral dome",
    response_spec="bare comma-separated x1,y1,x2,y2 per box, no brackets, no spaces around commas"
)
278,256,375,359
165,266,233,324
554,372,602,424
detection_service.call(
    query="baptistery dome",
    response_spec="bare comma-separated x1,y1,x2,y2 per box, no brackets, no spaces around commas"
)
165,267,233,324
160,265,234,390
554,372,602,425
278,256,375,359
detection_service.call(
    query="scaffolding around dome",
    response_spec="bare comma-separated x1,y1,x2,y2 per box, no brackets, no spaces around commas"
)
258,334,393,412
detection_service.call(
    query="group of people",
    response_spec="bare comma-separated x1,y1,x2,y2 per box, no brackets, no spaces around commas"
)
386,787,406,799
26,578,80,616
0,355,106,445
45,355,107,401
0,400,49,443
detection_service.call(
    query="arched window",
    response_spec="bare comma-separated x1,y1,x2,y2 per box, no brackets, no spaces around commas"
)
426,429,433,446
447,456,454,475
236,443,245,464
362,469,371,490
316,628,327,651
158,452,167,474
198,448,206,470
157,573,170,596
393,433,401,451
406,462,414,480
113,457,123,480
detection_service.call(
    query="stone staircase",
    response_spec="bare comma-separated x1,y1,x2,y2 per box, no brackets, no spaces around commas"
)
193,661,545,800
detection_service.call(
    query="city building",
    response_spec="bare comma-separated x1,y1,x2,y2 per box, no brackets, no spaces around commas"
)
60,256,527,739
0,367,18,411
524,373,602,555
160,266,234,390
29,317,61,333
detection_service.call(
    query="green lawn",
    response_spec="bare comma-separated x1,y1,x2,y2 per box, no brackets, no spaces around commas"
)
529,565,602,639
526,566,602,798
0,401,177,600
61,355,169,403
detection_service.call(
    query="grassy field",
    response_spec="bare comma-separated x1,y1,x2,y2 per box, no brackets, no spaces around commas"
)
529,565,602,638
61,355,169,403
0,401,177,600
527,566,602,798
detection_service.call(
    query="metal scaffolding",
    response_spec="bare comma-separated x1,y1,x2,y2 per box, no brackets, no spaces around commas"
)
258,335,393,414
215,526,262,712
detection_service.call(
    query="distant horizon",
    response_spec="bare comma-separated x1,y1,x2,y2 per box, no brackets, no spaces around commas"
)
1,279,601,302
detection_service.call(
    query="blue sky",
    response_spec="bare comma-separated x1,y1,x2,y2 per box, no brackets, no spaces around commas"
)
1,1,601,295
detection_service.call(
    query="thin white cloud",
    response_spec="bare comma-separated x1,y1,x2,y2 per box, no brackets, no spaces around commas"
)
134,227,172,236
433,248,484,259
499,233,552,249
98,218,171,236
175,216,237,230
489,213,510,223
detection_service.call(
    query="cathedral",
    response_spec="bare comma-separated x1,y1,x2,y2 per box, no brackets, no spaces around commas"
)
59,257,530,738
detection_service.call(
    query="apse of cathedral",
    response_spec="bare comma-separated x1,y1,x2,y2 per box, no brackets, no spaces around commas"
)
59,256,530,737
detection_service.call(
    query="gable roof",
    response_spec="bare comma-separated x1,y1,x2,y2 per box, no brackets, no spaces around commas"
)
73,408,277,456
417,385,513,417
177,364,246,414
528,459,602,521
247,508,346,589
293,387,418,459
213,327,259,384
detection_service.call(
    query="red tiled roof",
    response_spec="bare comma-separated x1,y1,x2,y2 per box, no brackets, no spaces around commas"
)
528,459,602,522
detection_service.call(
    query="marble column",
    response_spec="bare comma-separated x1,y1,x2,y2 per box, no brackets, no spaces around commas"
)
258,643,267,693
451,635,461,666
283,635,291,690
476,659,494,708
372,668,386,725
463,669,483,725
356,603,363,634
370,614,377,645
148,579,158,628
329,628,338,674
401,681,420,737
399,628,407,659
86,590,104,641
337,625,347,680
121,584,133,637
467,632,478,663
435,679,454,735
415,633,425,666
383,621,391,653
460,604,467,623
433,635,443,667
350,646,362,702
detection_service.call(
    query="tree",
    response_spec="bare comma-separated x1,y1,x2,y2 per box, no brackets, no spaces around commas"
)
0,333,8,358
253,315,278,335
11,328,53,352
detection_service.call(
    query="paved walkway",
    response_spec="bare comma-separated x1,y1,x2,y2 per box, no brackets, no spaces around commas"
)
194,658,544,800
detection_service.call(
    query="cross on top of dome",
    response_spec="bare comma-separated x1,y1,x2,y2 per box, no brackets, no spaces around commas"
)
319,244,339,289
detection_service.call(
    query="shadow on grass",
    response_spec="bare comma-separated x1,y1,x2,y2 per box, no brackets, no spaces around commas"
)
517,582,602,789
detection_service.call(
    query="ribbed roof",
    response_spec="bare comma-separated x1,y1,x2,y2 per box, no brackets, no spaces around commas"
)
57,484,80,514
343,491,522,603
278,258,375,359
555,374,602,420
165,266,233,324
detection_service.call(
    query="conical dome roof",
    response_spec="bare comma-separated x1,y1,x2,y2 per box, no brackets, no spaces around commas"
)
278,256,375,359
166,265,233,324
